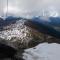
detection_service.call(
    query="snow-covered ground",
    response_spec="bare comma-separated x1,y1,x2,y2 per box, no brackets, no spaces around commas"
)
23,43,60,60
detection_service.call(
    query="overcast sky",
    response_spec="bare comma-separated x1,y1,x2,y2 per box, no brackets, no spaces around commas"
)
0,0,60,18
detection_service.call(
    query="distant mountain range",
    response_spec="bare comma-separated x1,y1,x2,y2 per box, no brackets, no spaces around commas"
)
0,16,60,38
32,17,60,27
49,17,60,27
0,16,60,28
0,16,22,30
25,16,60,39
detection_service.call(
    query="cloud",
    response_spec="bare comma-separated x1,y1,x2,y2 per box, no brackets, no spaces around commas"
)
0,0,60,17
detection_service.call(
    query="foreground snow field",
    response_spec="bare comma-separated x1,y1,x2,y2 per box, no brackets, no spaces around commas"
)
23,43,60,60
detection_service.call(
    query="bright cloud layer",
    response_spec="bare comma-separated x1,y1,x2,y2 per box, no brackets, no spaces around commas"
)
0,0,60,17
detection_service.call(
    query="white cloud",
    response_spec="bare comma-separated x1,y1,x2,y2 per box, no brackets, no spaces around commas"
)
0,0,60,17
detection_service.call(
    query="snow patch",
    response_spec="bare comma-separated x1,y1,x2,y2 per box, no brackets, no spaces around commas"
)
23,43,60,60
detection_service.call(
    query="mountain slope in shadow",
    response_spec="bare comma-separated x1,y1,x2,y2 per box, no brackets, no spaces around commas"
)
24,17,60,39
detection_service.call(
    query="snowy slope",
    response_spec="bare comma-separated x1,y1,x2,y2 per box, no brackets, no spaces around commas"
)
0,19,32,45
23,43,60,60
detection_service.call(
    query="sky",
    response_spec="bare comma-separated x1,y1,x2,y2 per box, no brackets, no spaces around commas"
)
0,0,60,18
